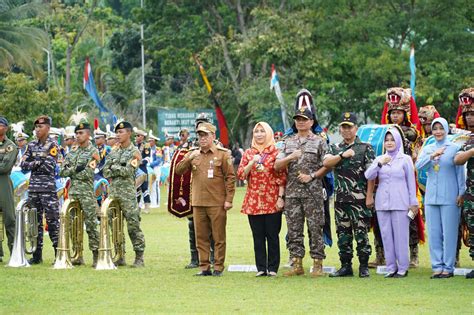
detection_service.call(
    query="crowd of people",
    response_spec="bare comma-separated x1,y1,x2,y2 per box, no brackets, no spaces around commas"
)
0,86,472,281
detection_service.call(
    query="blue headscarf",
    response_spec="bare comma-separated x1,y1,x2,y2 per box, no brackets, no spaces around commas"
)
431,117,449,147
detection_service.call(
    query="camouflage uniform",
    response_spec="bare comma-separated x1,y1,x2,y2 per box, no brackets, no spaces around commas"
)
0,137,18,258
277,133,328,260
59,142,100,252
460,135,473,260
21,136,60,261
103,143,145,253
329,137,375,264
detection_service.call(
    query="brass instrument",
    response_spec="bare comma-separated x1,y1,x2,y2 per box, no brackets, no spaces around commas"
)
7,199,38,268
95,198,125,270
53,199,84,269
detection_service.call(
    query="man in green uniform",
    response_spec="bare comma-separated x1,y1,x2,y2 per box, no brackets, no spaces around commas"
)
103,121,146,267
59,121,100,267
0,116,18,262
454,88,474,279
323,113,375,278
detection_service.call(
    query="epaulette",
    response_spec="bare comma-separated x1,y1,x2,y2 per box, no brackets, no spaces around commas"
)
189,146,199,151
217,145,229,152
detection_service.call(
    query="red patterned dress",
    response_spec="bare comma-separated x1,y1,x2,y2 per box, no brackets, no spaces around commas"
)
238,145,287,215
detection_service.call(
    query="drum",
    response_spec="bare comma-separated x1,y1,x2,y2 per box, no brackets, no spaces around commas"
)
135,168,147,189
10,170,28,197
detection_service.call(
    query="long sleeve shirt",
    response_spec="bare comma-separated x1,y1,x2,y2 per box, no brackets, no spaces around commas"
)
415,141,466,206
365,151,418,211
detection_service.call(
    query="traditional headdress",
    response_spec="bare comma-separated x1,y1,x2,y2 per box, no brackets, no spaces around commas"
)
380,87,421,133
455,87,474,130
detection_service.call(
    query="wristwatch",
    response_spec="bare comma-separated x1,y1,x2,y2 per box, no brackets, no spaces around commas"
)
310,173,315,180
377,162,383,168
339,152,344,159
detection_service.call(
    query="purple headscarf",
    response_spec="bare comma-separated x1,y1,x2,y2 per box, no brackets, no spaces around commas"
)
384,127,403,158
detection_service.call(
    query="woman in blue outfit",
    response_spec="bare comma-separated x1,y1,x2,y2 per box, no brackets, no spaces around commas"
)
415,117,466,278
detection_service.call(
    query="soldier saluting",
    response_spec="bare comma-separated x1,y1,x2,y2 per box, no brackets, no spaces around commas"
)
59,121,100,267
21,115,60,264
102,121,146,267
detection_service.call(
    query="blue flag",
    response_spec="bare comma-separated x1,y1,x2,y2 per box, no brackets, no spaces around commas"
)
84,58,112,124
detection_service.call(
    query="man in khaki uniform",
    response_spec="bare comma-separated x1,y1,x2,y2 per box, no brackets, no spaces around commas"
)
176,122,235,276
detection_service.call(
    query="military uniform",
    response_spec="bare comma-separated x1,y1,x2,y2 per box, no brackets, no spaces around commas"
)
102,132,146,258
277,133,328,260
328,135,375,272
460,136,474,262
175,123,235,275
59,140,100,258
0,134,18,258
21,135,60,262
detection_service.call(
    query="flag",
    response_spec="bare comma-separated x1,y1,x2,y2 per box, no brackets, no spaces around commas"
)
410,45,416,101
270,64,290,131
193,55,230,147
84,58,111,123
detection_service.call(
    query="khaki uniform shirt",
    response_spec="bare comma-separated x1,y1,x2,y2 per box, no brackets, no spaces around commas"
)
176,144,235,207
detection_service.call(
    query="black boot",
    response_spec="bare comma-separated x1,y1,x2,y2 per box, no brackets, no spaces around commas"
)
28,249,43,265
92,250,99,268
359,256,370,278
132,251,144,268
330,257,353,277
185,250,199,269
466,270,474,279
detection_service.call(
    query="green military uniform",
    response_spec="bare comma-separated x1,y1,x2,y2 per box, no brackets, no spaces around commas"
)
103,137,146,255
328,136,375,270
59,141,100,254
460,135,473,262
0,136,18,258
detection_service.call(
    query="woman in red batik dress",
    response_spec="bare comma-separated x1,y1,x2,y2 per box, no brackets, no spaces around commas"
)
238,122,287,277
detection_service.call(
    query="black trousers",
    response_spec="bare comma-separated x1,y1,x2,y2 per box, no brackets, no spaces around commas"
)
248,212,282,273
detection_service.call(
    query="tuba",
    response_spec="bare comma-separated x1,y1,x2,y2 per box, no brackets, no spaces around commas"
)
7,199,38,267
95,198,125,270
53,199,84,269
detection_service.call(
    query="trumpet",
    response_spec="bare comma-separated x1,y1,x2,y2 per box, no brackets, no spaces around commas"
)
95,198,125,270
7,199,38,268
53,199,84,269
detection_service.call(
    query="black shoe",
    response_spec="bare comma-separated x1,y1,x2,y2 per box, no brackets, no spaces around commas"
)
438,272,454,279
430,273,442,279
393,271,408,278
256,271,267,277
185,261,199,269
194,270,212,276
0,257,3,263
466,270,474,279
359,266,370,278
212,270,223,277
384,271,397,278
329,265,353,277
28,257,43,265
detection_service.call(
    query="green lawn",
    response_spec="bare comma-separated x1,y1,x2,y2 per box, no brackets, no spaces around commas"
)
0,187,472,314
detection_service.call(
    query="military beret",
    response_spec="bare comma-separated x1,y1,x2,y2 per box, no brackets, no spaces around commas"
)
74,122,91,133
115,121,133,132
34,115,51,126
196,122,216,134
0,116,8,127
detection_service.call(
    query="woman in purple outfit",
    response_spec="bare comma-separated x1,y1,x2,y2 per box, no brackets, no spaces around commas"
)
365,127,419,278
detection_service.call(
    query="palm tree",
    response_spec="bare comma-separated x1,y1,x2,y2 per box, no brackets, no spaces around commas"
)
0,0,48,77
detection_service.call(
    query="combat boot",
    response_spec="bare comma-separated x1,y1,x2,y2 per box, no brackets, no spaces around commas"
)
28,250,43,265
185,250,199,269
359,256,370,278
310,259,325,278
330,258,353,278
284,257,304,276
409,245,419,268
132,251,144,268
466,270,474,279
71,257,85,266
114,255,126,267
368,246,385,268
91,250,98,268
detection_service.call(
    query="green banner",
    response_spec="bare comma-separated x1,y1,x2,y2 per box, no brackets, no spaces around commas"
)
157,108,217,141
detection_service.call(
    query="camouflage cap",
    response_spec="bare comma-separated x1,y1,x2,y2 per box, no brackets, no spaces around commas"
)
196,122,216,134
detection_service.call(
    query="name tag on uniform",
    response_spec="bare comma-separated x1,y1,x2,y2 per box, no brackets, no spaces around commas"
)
305,140,320,154
208,169,214,178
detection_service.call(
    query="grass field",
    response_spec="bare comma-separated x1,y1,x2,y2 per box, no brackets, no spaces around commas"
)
0,186,472,314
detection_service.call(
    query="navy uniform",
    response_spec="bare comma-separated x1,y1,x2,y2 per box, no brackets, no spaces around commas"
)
20,116,60,264
0,117,18,260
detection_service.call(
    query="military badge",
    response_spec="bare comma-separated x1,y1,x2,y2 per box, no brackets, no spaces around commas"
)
49,146,58,156
130,158,139,168
6,145,13,152
89,160,97,169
